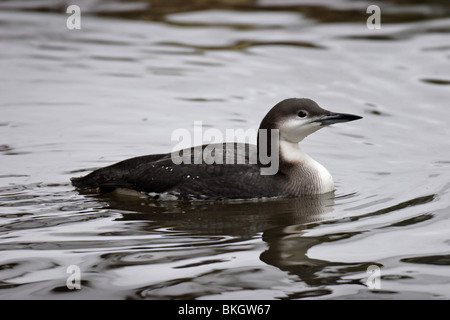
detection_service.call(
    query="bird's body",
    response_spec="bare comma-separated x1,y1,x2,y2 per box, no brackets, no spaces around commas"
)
71,98,361,200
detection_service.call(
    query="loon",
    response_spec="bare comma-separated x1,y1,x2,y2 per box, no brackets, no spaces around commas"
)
71,98,362,200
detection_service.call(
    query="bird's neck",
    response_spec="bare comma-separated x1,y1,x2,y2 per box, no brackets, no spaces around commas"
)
278,139,308,164
256,129,307,167
281,140,335,193
256,131,334,190
260,137,334,194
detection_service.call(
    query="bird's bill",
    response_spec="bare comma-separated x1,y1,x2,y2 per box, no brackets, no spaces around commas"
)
314,112,362,125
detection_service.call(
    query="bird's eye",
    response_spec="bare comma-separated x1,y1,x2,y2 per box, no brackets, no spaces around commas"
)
298,111,307,118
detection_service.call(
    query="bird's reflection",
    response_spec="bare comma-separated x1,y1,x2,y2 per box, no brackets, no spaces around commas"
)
93,192,372,291
99,191,334,237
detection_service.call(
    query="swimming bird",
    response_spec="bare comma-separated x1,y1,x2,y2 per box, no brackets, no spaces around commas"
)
71,98,361,200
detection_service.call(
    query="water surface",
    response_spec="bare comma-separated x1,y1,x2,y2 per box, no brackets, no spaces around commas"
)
1,0,450,299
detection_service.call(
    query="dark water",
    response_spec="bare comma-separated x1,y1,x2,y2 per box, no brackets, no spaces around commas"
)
1,0,450,299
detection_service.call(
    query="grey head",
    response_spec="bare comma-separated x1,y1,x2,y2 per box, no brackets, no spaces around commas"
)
259,98,362,144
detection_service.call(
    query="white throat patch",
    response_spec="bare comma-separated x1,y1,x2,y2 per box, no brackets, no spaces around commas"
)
279,140,334,193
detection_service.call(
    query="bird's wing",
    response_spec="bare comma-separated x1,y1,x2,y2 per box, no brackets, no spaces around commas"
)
71,143,263,196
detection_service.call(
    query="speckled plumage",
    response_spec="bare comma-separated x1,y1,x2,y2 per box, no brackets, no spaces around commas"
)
72,143,291,200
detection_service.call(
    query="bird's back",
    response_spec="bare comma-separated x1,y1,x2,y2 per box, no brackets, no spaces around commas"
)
71,143,280,200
